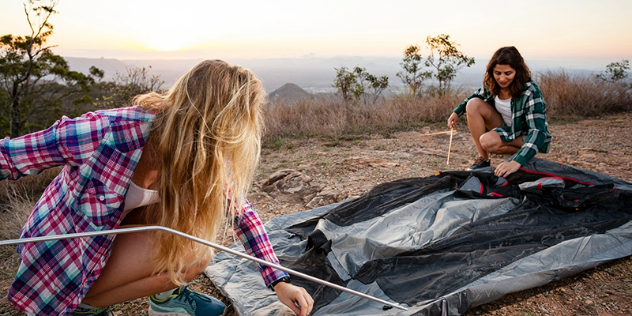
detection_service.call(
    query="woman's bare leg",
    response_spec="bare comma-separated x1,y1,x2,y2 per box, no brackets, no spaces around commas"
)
480,131,524,155
81,231,211,307
81,207,211,307
465,98,504,160
81,232,168,306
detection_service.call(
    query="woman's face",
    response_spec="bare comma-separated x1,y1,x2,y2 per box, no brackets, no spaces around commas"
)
493,64,516,89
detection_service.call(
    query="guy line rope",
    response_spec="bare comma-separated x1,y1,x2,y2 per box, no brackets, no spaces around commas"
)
418,129,457,165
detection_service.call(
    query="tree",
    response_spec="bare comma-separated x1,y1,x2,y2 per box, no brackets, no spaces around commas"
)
333,66,357,104
396,45,432,97
597,60,629,82
424,34,475,96
0,0,101,137
333,66,389,105
96,66,164,108
365,73,389,104
351,66,369,102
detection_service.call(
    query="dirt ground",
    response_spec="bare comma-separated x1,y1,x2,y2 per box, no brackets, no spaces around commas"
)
0,112,631,315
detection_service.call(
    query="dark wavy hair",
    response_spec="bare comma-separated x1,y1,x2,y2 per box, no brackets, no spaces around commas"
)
484,46,532,98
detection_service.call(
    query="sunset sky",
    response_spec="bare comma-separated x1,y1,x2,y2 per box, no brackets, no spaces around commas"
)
1,0,630,64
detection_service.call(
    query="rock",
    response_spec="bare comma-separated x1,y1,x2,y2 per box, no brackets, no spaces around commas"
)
305,187,346,209
585,299,594,305
246,192,273,203
344,156,400,168
260,169,323,204
580,151,596,159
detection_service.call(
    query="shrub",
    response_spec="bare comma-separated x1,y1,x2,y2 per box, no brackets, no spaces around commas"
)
537,70,632,118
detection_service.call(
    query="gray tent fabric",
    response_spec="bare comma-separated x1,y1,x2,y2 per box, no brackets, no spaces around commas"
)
205,158,632,315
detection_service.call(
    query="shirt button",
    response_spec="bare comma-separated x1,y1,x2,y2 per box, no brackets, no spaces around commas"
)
99,195,105,201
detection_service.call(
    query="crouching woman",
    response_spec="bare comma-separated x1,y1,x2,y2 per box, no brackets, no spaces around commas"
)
1,60,313,316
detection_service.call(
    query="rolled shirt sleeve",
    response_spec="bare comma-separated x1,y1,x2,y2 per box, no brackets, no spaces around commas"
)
233,200,289,287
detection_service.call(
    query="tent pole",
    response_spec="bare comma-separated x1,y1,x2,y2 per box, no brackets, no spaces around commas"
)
0,225,408,311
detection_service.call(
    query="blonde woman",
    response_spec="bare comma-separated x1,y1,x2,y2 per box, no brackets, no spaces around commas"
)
0,60,314,316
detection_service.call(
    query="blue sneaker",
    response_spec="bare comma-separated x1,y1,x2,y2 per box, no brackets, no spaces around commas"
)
71,306,114,316
149,284,226,316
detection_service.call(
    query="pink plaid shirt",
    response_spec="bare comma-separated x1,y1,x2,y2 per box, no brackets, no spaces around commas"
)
0,107,287,315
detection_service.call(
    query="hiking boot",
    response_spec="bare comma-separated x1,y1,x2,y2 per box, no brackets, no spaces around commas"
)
149,284,226,316
467,156,492,171
71,306,114,316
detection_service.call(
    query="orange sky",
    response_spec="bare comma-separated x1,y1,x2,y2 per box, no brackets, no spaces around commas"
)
1,0,630,61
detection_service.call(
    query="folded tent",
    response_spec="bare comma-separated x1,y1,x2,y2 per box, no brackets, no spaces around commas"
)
206,158,632,315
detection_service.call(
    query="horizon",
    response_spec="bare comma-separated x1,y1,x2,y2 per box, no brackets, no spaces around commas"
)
62,55,619,93
1,0,631,62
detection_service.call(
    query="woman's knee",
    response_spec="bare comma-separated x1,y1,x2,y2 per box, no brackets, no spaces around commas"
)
465,98,487,116
183,249,213,281
479,132,500,152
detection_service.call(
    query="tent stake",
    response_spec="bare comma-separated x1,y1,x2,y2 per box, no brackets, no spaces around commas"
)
0,225,408,311
447,128,454,165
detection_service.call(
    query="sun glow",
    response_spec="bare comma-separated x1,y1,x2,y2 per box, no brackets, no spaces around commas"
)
137,30,203,52
142,40,191,52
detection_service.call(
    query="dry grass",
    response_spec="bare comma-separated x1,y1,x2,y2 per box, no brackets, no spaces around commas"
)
0,187,33,281
265,70,631,144
264,92,464,141
537,70,632,117
0,168,60,281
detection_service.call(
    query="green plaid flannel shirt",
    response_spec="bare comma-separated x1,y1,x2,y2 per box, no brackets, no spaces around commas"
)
453,81,551,166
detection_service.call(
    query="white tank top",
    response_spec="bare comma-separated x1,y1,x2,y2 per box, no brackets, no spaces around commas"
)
123,181,160,216
494,95,512,126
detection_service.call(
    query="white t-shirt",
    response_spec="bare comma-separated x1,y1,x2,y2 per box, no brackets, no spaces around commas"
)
123,181,160,216
494,95,512,126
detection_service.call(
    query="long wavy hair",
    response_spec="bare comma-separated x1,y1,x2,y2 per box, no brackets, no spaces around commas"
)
134,59,265,285
483,46,532,99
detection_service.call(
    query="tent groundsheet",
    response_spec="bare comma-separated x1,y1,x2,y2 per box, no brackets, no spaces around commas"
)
205,158,632,315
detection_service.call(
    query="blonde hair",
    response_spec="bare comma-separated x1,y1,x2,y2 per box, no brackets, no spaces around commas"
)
134,59,265,285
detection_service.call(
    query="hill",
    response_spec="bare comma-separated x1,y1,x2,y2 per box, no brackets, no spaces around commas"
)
268,83,313,104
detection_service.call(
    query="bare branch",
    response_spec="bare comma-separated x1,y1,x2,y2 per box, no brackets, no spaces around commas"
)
24,3,35,35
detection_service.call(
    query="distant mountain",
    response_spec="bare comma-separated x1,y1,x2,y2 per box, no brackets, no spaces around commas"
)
64,56,407,91
268,83,312,104
64,56,605,94
65,57,200,87
66,57,131,79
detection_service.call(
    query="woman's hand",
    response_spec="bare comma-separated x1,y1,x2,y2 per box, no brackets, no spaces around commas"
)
494,160,521,178
274,282,314,316
447,112,459,130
